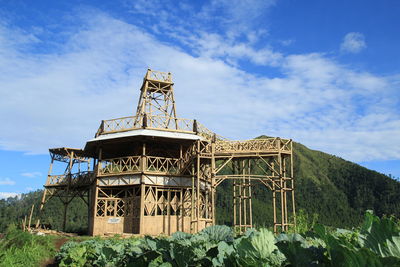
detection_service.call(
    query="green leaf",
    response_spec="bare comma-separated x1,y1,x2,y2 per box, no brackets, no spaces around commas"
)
359,212,400,258
251,229,278,258
171,231,192,240
276,240,324,267
199,225,234,243
235,228,283,267
211,241,235,267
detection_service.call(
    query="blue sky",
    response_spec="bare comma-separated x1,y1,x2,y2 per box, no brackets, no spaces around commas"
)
0,0,399,198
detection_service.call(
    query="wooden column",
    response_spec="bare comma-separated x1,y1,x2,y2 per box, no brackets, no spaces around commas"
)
247,159,253,229
36,154,55,228
191,162,195,233
139,142,146,234
62,150,74,232
290,141,296,231
211,140,216,225
196,140,200,232
272,175,278,234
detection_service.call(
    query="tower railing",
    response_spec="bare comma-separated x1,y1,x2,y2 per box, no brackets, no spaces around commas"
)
145,69,172,83
95,114,217,140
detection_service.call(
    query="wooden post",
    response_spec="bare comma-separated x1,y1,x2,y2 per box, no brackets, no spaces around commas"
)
233,179,236,230
193,120,198,134
139,142,146,235
272,180,277,234
28,204,34,231
167,190,171,235
142,114,148,128
290,140,296,231
248,159,253,228
87,187,91,234
196,141,200,232
37,155,55,228
68,151,74,185
242,160,246,232
191,163,195,233
211,139,216,225
283,156,288,231
170,81,179,130
180,189,184,231
62,150,74,232
278,146,285,232
97,147,103,176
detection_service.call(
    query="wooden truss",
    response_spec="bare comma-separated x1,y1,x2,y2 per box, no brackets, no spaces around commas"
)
39,69,296,235
37,148,95,231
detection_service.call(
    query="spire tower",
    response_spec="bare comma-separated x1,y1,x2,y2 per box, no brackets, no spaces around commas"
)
134,69,178,129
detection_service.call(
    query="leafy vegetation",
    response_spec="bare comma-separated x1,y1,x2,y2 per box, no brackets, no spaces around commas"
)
0,224,56,267
53,211,400,266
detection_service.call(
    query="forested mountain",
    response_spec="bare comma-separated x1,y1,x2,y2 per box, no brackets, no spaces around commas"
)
1,139,399,233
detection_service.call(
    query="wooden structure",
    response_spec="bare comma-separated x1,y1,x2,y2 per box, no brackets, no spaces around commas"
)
38,69,296,235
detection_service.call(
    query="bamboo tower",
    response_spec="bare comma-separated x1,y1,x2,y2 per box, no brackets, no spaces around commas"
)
38,69,296,235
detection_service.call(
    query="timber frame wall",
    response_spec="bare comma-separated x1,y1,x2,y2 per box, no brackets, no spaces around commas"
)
38,69,296,235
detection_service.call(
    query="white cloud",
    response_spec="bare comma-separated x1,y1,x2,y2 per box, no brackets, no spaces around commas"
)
186,33,282,66
21,172,42,178
128,0,278,66
0,192,20,199
0,178,16,185
341,32,366,53
0,11,399,163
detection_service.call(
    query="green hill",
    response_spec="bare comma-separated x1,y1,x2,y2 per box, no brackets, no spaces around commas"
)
1,140,399,233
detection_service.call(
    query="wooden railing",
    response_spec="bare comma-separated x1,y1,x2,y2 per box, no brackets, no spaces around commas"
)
46,171,94,187
95,114,218,141
146,69,172,83
146,156,180,174
145,115,193,132
98,156,184,176
99,156,141,176
47,174,67,185
100,116,139,135
215,138,292,153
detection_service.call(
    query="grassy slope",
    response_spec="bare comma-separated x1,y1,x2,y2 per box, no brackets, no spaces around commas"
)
295,141,400,226
0,225,56,267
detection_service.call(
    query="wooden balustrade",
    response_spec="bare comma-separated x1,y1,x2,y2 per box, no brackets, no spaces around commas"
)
95,114,218,141
146,156,181,174
98,155,184,176
215,138,292,153
99,156,141,176
46,171,94,186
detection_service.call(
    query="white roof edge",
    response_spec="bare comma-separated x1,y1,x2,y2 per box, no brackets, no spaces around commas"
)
87,129,204,143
